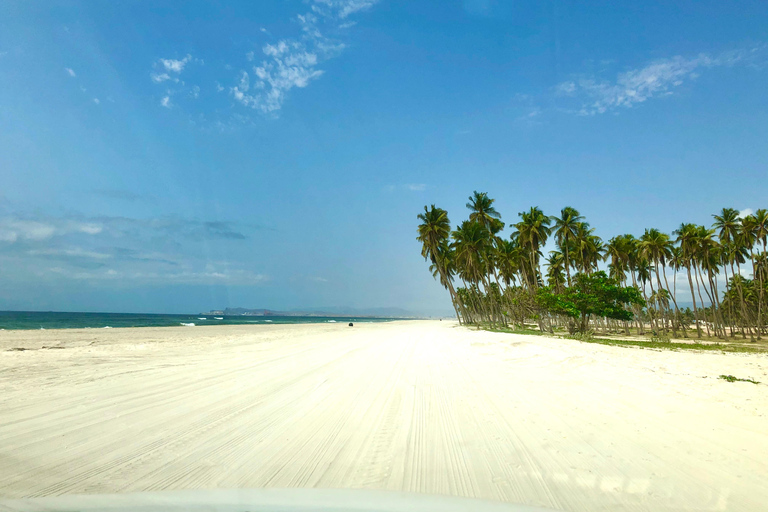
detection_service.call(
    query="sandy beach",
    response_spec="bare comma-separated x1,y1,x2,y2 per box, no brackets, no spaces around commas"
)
0,320,766,511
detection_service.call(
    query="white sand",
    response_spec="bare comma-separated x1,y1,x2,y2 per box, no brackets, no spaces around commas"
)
0,321,766,511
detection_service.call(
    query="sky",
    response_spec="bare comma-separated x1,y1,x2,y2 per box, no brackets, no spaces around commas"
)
0,0,767,315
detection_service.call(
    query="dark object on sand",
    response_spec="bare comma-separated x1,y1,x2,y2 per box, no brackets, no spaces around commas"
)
348,322,354,327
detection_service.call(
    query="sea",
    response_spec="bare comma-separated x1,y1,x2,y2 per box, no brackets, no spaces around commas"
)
0,311,401,331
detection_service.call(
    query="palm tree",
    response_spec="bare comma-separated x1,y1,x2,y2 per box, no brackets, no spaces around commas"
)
754,209,768,335
514,207,551,290
545,251,566,292
713,208,744,337
639,228,683,336
674,223,703,338
466,191,501,229
741,214,760,339
696,226,727,338
418,197,767,338
552,207,584,286
417,205,462,322
452,220,494,324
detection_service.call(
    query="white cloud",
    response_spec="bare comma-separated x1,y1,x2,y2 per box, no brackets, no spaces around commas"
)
159,54,192,73
0,220,54,242
0,219,102,243
151,72,171,83
77,223,102,235
406,184,427,191
227,1,373,115
190,85,200,99
63,269,268,285
93,98,100,104
738,208,754,218
161,96,171,108
29,248,112,260
556,47,765,116
232,37,325,113
312,0,379,18
65,67,76,77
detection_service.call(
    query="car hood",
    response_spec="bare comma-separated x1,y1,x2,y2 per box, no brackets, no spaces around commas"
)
0,488,558,512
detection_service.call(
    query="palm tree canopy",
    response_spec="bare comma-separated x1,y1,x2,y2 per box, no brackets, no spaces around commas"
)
417,205,451,263
466,191,501,229
712,207,741,245
552,206,584,248
451,220,491,283
515,206,552,250
638,228,673,266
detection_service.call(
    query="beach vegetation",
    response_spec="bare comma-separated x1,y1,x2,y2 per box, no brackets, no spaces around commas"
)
417,196,768,343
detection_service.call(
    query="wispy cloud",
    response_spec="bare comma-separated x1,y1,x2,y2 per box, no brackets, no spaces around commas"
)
0,213,265,286
93,98,100,104
228,0,378,115
556,46,766,116
312,0,379,18
65,67,76,77
739,208,754,218
159,54,192,73
384,184,428,192
29,247,112,260
150,54,203,106
0,218,102,243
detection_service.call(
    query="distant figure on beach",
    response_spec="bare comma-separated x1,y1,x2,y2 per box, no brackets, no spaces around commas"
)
349,322,354,327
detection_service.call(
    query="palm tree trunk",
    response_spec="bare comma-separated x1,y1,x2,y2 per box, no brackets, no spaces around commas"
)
708,268,727,340
734,260,751,340
661,263,683,337
686,264,702,338
694,263,714,337
722,263,735,337
629,269,644,334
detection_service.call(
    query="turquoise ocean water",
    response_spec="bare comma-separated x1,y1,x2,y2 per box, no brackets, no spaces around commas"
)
0,311,400,330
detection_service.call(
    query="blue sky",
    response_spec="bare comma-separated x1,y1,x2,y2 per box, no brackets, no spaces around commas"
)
0,0,767,314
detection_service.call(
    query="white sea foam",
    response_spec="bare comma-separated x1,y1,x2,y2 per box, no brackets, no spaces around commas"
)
214,317,223,320
180,322,195,327
198,317,207,320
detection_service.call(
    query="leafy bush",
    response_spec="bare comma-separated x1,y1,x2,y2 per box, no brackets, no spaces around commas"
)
537,271,645,333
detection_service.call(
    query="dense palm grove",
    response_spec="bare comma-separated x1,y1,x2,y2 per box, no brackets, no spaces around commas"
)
417,192,768,340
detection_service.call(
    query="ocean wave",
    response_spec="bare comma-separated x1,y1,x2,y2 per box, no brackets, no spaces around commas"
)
198,317,207,320
327,320,337,323
214,317,223,320
180,322,196,327
103,326,112,329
